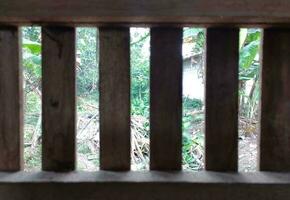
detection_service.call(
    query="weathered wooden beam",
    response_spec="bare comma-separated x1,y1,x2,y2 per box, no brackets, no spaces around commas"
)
42,26,76,171
260,28,290,171
1,0,290,25
99,27,131,171
150,27,183,170
205,28,239,171
0,171,290,200
0,26,23,171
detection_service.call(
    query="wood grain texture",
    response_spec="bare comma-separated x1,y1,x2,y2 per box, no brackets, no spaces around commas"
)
260,28,290,171
1,0,290,25
42,26,76,171
0,26,23,171
0,171,290,200
99,27,130,170
205,28,239,171
150,27,182,170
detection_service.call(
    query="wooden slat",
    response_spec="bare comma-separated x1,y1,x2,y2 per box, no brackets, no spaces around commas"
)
1,0,290,25
42,26,76,171
99,27,130,170
260,28,290,171
0,26,23,171
0,171,290,200
150,27,182,170
205,28,239,171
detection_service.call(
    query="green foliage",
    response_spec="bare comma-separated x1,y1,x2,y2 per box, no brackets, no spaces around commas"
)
76,28,98,103
22,28,41,82
25,92,41,114
182,97,203,136
183,129,204,170
184,28,205,53
131,28,150,117
24,144,41,170
23,44,41,79
23,38,41,54
183,97,203,111
182,96,204,170
239,29,261,119
239,29,261,80
22,27,42,170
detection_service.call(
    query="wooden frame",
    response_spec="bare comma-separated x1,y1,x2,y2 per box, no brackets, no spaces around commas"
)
1,0,290,199
0,172,290,200
1,0,290,25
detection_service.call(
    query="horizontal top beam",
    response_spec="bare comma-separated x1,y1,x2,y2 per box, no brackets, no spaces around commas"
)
0,171,290,184
1,0,290,26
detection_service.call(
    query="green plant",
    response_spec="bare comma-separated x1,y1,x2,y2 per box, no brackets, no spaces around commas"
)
239,29,261,120
131,28,150,117
76,28,98,103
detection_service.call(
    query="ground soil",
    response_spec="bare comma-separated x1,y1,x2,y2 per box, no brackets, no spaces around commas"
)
239,134,257,172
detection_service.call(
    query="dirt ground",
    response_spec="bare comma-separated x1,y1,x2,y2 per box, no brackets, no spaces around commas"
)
239,134,257,172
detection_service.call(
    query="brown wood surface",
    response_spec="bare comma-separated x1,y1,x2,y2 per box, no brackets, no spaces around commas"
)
42,26,76,171
1,0,290,25
205,28,239,171
150,27,182,170
0,171,290,200
0,26,23,171
260,28,290,171
99,27,130,170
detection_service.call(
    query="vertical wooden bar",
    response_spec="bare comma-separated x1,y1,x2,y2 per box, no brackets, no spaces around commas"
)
205,28,239,171
260,28,290,171
99,27,130,171
0,26,23,171
150,27,183,170
42,27,76,171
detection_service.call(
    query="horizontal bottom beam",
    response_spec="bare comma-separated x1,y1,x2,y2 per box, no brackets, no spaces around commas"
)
0,171,289,200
